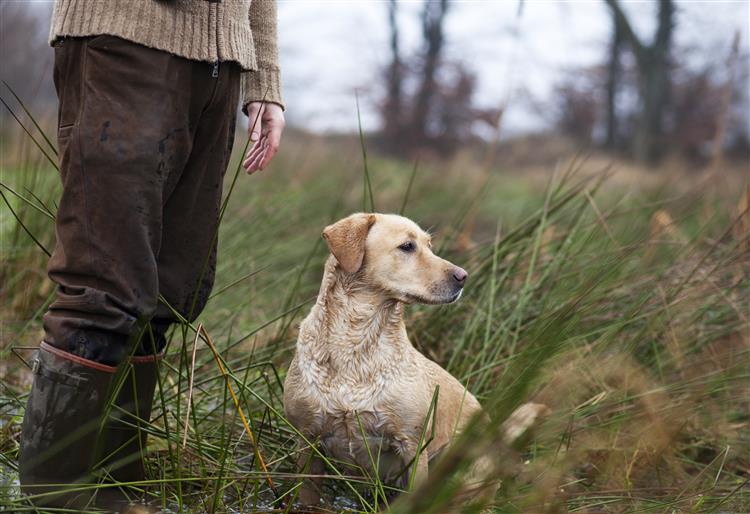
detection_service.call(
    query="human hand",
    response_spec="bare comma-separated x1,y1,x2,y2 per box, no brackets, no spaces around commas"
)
243,102,285,174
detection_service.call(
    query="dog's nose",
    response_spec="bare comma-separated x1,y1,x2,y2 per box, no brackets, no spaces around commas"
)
452,267,468,285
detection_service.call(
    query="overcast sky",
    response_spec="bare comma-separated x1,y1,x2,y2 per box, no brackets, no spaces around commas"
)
4,1,749,136
276,0,749,135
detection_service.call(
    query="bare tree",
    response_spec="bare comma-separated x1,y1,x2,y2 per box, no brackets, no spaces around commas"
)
708,32,741,173
555,75,598,143
383,0,404,148
378,0,481,156
604,0,675,164
411,0,449,147
605,13,623,150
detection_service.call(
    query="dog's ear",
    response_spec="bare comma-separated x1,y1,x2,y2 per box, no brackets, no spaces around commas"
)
322,213,376,273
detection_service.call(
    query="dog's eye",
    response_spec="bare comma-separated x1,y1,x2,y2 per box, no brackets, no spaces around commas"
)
398,241,416,253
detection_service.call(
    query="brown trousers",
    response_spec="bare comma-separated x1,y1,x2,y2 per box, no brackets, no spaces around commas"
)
44,36,240,365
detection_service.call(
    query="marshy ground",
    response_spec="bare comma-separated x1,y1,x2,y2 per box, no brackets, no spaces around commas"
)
1,123,749,512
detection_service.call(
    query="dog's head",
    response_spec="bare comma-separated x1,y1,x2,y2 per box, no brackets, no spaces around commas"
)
322,213,467,304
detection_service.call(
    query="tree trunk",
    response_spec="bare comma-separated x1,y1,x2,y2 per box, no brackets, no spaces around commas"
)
634,54,670,162
604,0,674,164
410,0,448,148
634,0,673,163
384,0,403,147
605,13,623,149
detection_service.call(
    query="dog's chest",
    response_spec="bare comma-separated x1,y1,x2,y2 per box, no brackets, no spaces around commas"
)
296,346,416,474
319,409,408,483
312,374,411,481
302,352,399,414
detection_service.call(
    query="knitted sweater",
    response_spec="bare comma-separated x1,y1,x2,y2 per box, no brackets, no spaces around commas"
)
49,0,283,109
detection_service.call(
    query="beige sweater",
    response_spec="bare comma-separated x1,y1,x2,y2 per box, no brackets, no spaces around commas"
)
49,0,283,110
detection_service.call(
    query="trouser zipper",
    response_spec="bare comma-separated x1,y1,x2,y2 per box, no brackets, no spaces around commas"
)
211,60,219,78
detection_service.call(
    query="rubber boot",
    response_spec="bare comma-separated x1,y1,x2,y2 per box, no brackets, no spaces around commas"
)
19,341,117,509
103,353,161,484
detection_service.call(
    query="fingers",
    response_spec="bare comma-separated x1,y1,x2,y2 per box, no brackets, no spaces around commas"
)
243,145,260,174
258,118,283,171
243,137,264,174
243,102,285,174
247,102,265,142
244,102,265,174
243,137,267,174
251,146,268,173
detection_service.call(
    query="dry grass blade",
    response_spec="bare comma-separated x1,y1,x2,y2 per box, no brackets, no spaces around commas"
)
199,325,278,498
182,323,202,449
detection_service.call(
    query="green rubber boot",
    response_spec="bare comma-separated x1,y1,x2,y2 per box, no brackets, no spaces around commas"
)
19,342,117,509
103,353,161,485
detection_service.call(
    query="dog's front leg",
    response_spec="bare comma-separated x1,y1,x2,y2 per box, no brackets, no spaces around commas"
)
296,445,325,507
413,451,429,487
401,446,429,491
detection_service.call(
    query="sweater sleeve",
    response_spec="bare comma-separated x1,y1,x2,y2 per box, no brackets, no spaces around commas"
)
242,0,284,112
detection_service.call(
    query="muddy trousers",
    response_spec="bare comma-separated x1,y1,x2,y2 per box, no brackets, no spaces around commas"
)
44,36,240,364
18,36,240,508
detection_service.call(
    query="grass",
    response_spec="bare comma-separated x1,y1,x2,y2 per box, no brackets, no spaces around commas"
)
0,92,749,513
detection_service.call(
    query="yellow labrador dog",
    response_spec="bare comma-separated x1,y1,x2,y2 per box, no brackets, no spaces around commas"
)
284,212,488,505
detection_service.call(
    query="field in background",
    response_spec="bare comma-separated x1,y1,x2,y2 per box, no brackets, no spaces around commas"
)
1,117,749,512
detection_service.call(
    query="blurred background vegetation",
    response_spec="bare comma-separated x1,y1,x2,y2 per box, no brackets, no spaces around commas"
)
1,1,748,513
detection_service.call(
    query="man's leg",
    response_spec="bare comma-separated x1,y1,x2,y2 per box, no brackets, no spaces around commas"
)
20,36,197,506
105,60,241,485
42,35,201,364
142,61,241,349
